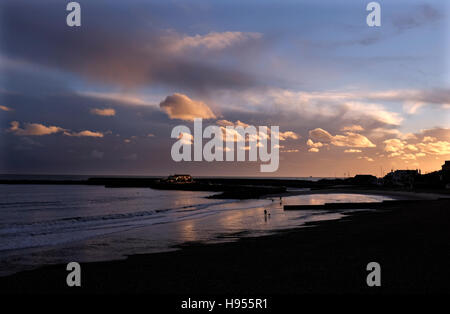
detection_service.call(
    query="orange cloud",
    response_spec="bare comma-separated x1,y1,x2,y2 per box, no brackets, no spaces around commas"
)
358,156,374,162
9,121,65,136
177,132,194,145
276,131,299,141
0,105,13,112
65,130,104,138
160,94,216,121
216,120,250,128
90,108,116,116
384,128,450,159
383,138,405,153
306,139,324,151
8,121,104,138
341,125,364,132
416,141,450,155
344,149,362,153
309,128,376,148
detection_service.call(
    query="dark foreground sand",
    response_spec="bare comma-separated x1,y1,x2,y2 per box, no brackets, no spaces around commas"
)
1,199,449,294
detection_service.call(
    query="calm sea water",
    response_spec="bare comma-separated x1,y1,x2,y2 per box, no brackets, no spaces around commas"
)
0,183,393,276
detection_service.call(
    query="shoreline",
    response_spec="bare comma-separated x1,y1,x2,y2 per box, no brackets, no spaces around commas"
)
1,198,449,294
2,176,448,200
276,188,449,200
0,189,380,278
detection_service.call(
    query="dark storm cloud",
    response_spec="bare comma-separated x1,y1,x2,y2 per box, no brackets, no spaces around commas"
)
0,0,259,92
0,89,175,174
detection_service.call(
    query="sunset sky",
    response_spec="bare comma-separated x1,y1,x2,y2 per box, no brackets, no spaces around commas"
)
0,0,449,177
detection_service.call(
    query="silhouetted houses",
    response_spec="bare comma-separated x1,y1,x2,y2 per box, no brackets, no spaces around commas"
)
441,161,450,188
383,170,419,188
442,161,450,171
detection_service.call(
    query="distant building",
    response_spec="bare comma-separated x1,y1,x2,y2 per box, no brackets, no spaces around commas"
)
441,161,450,186
166,174,193,183
442,161,450,171
383,169,419,187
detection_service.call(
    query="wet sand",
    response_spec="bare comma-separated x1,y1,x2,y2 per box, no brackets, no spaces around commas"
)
279,187,449,200
0,198,449,294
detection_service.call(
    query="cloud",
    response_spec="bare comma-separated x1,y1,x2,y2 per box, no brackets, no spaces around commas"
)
90,108,116,116
423,136,437,142
383,138,405,153
8,121,65,136
8,121,104,138
342,102,403,126
160,94,216,121
216,120,256,143
341,125,364,132
405,144,418,152
80,92,157,107
66,130,104,138
306,139,324,148
0,3,258,91
308,128,333,143
365,88,450,113
216,120,250,128
215,119,296,145
416,141,450,156
344,149,362,153
357,156,374,162
276,131,299,141
309,128,376,148
399,153,416,161
236,88,403,126
169,31,262,52
368,127,402,140
231,87,449,130
306,139,324,149
177,132,194,145
332,132,376,148
308,148,319,153
0,105,13,112
383,128,450,159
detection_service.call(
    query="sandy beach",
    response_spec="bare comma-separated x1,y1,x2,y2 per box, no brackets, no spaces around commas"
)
1,197,449,294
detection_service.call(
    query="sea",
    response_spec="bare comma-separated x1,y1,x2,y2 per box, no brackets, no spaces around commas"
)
0,175,394,276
